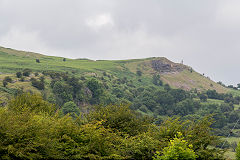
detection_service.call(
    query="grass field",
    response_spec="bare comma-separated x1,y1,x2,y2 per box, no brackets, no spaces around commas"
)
0,51,119,73
199,98,240,111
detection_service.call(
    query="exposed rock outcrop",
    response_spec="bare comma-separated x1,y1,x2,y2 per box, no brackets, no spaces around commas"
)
151,59,185,73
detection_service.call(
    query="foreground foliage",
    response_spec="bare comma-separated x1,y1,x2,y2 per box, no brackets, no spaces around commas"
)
154,132,196,160
0,93,224,159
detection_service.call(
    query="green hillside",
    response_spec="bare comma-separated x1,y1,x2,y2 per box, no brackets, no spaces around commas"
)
0,46,230,93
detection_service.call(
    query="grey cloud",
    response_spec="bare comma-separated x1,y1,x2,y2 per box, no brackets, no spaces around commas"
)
0,0,240,85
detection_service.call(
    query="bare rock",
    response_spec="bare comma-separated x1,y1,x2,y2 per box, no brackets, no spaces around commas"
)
151,59,185,73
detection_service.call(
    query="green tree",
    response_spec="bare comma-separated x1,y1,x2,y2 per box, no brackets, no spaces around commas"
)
154,132,196,160
174,99,199,116
154,90,174,106
164,84,171,91
169,89,188,103
199,93,208,102
8,93,56,114
87,78,103,104
31,78,45,90
53,81,73,106
206,90,218,99
65,76,82,99
152,74,163,86
62,101,80,117
152,116,224,160
87,105,151,136
122,132,160,159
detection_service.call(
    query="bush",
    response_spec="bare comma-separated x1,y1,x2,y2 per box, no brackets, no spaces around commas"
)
2,80,8,87
20,77,25,82
137,70,142,76
23,69,32,77
4,76,12,83
199,93,208,102
152,74,163,86
34,72,39,76
31,78,45,90
16,72,22,78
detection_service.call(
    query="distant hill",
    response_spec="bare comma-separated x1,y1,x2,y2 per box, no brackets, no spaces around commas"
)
0,46,228,93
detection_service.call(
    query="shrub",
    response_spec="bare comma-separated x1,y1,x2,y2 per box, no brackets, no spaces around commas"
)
2,80,8,87
23,69,32,77
34,72,39,76
152,74,163,86
16,72,22,78
4,76,12,83
31,78,45,90
137,70,142,76
199,93,208,102
20,77,25,82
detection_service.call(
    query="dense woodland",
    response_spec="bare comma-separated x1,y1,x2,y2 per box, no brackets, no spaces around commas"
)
0,93,224,159
33,70,240,136
1,69,240,159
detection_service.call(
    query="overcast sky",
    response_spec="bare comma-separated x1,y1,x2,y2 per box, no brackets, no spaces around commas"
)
0,0,240,85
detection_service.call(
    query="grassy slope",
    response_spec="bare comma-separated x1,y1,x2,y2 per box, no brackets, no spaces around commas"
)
161,70,228,93
0,50,117,73
0,46,238,94
123,57,229,93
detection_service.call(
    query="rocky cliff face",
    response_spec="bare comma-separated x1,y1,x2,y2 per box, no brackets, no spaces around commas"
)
151,59,185,73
